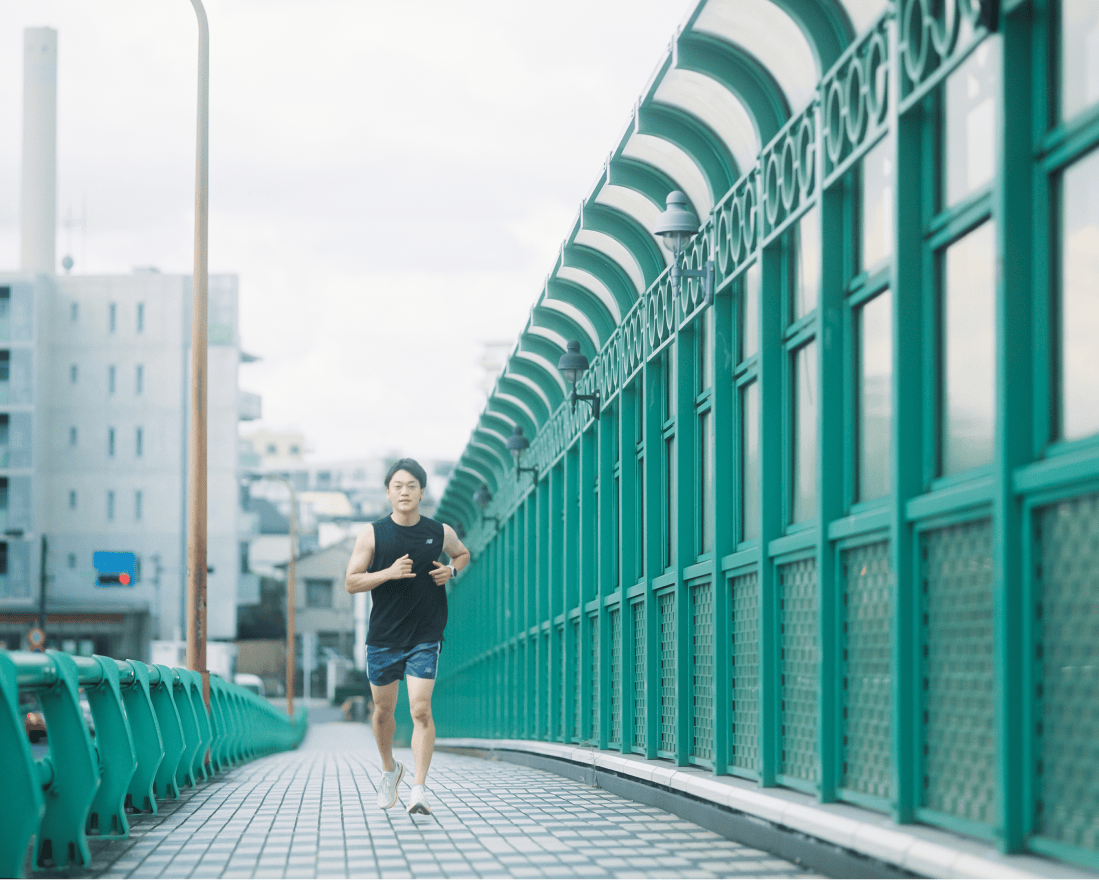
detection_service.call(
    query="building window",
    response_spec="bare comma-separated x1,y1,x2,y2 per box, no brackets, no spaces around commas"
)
857,290,893,501
0,350,9,384
1060,0,1099,122
0,414,8,467
135,364,144,395
861,135,895,272
68,553,76,569
135,490,143,521
266,444,277,455
135,427,143,457
942,39,1000,207
108,365,116,394
792,342,818,523
306,578,333,608
1059,147,1099,441
940,222,995,475
69,490,77,510
136,302,145,333
0,477,7,516
70,364,78,384
741,380,760,542
69,426,77,446
108,302,117,333
107,490,115,522
70,301,78,322
240,541,249,575
108,427,115,458
792,206,821,320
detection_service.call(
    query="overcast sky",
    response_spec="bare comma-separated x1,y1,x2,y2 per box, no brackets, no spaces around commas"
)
1,0,695,463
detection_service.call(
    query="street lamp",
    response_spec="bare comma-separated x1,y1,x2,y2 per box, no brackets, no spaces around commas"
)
505,426,538,484
185,0,212,711
246,474,297,717
557,340,601,420
474,485,500,528
654,190,715,306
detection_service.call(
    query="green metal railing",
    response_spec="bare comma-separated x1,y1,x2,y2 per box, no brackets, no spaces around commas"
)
435,0,1099,874
0,649,307,876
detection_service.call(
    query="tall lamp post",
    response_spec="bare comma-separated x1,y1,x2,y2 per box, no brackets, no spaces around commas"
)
246,474,298,716
185,0,211,709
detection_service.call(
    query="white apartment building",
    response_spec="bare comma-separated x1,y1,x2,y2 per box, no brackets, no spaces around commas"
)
0,270,248,658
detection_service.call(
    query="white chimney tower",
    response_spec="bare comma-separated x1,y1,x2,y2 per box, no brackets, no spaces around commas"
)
21,27,58,274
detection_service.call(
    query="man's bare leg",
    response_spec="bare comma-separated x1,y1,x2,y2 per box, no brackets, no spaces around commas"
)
370,681,400,772
406,675,436,785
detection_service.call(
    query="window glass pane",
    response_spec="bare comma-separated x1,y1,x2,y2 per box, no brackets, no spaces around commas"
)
943,38,1000,206
942,223,996,474
858,290,893,500
699,410,713,554
740,262,760,362
741,381,760,542
792,343,818,522
1061,149,1099,440
1061,0,1099,122
698,308,714,393
664,435,675,568
792,207,821,320
861,135,895,270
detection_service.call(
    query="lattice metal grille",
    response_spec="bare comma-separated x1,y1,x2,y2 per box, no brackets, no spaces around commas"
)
691,580,715,763
590,613,600,741
731,571,760,772
1034,492,1099,850
660,590,677,754
841,541,893,800
633,599,647,752
572,619,581,741
609,607,621,744
921,518,995,825
779,557,820,784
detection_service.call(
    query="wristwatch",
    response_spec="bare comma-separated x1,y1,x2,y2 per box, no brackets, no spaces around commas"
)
448,565,457,580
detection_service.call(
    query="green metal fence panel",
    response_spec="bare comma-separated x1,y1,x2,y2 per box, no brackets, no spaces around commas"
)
589,612,600,743
631,599,646,753
119,660,163,814
572,618,581,742
81,656,137,839
690,579,715,767
778,557,820,789
149,664,186,801
659,589,677,757
730,570,760,777
839,541,893,805
920,518,996,833
609,606,621,747
1033,492,1099,856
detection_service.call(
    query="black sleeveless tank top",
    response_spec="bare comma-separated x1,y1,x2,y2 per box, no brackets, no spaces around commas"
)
366,514,447,647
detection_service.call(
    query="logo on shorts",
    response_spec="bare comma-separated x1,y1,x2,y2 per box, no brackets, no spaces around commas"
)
425,538,433,544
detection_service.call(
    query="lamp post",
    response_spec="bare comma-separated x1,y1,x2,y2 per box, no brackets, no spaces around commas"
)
654,190,715,305
246,474,298,716
557,340,601,420
505,426,539,484
473,485,500,528
185,0,212,710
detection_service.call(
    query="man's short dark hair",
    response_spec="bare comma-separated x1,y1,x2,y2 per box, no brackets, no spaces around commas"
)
385,458,428,490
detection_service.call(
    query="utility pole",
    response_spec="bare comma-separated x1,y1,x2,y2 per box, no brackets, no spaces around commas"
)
37,535,47,633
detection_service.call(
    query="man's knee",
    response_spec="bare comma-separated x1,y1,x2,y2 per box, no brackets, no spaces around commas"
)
409,700,433,727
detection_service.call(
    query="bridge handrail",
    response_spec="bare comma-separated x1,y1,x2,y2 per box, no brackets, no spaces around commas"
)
0,648,307,877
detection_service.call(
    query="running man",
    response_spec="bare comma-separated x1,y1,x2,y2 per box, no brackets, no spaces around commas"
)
345,458,470,815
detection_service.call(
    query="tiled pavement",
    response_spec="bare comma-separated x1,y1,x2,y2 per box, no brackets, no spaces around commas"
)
42,721,822,879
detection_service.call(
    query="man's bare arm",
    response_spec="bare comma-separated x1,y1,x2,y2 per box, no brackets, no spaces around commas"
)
429,523,471,586
345,524,415,594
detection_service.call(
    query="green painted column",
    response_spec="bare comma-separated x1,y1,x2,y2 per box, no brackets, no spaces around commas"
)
675,322,698,766
711,288,736,775
757,241,785,787
817,179,848,803
993,1,1036,852
889,21,924,823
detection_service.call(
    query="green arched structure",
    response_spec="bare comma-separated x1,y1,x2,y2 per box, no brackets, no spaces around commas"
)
435,0,1099,870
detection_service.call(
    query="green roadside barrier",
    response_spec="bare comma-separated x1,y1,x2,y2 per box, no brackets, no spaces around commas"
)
0,649,308,877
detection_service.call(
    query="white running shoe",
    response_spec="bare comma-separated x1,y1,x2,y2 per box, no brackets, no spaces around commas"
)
376,762,404,809
406,784,431,815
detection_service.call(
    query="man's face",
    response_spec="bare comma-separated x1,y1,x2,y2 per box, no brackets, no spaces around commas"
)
387,470,423,513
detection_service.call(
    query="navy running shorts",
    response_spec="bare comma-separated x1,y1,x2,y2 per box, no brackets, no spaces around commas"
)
366,641,442,686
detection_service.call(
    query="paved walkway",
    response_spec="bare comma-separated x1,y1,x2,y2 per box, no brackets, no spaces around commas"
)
51,721,821,879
